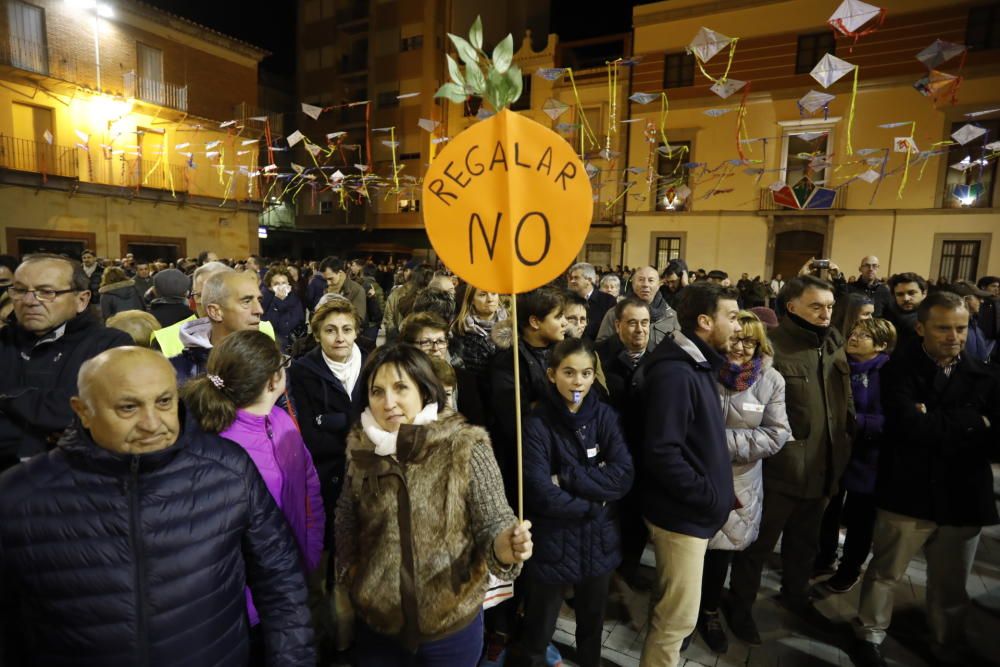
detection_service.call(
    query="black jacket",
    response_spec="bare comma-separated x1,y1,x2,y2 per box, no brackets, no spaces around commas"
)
639,330,734,538
877,340,1000,526
148,299,195,329
522,390,634,584
886,305,920,352
595,336,644,414
836,276,893,317
0,422,314,667
99,280,146,320
288,346,365,546
584,289,617,341
0,313,131,466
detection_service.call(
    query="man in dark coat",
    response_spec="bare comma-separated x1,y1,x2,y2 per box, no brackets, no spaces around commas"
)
833,256,893,317
729,275,854,643
639,283,740,666
80,249,103,304
568,262,616,341
0,347,314,667
885,272,927,352
852,292,1000,667
0,254,131,471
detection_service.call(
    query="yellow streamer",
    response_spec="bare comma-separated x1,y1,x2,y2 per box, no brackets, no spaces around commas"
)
693,38,739,85
566,69,599,154
390,127,400,193
897,121,915,199
846,65,859,155
658,93,671,151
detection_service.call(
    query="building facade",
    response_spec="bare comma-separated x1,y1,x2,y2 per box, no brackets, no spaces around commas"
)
623,0,1000,281
0,0,269,262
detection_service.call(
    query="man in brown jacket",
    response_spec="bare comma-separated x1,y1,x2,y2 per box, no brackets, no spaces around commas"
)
727,275,854,643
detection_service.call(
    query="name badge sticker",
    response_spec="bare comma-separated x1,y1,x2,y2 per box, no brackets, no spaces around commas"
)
743,402,765,413
586,447,598,458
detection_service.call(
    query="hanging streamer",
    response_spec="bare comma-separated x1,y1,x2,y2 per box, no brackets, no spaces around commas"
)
846,64,859,154
736,82,753,160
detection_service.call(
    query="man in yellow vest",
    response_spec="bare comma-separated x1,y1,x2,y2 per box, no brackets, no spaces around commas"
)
153,261,274,356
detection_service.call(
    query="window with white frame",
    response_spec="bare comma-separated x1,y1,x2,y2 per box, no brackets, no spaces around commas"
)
7,0,47,74
778,118,839,188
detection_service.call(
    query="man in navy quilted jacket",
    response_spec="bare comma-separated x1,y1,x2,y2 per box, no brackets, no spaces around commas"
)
0,347,314,667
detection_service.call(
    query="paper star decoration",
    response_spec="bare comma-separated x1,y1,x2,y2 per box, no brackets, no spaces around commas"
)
857,169,881,183
810,54,856,88
687,27,734,63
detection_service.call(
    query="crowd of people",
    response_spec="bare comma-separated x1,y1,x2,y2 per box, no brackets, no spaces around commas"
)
0,247,997,667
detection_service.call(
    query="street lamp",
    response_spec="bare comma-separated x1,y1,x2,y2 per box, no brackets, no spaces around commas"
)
65,0,114,91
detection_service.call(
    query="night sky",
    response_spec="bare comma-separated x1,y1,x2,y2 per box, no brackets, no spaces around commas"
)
143,0,659,80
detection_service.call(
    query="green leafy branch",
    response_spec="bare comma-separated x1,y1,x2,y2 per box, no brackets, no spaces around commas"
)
435,16,522,112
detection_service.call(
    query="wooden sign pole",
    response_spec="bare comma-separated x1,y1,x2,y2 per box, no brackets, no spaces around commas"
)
510,296,524,521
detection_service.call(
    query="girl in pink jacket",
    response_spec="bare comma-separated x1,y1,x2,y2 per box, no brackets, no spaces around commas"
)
182,330,325,632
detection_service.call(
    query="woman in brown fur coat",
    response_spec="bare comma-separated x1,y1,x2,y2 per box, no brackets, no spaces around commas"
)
335,343,533,666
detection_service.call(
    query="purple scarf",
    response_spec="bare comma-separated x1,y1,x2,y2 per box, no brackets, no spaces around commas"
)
718,356,763,392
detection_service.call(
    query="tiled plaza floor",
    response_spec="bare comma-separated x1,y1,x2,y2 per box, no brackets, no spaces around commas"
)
551,478,1000,667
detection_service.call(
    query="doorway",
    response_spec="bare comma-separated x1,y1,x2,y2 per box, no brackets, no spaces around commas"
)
773,230,825,281
120,235,186,263
5,227,97,260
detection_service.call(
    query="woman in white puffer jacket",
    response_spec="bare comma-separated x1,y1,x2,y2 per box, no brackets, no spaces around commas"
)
695,311,791,654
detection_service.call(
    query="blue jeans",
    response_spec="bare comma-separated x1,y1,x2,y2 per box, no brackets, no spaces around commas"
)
355,612,484,667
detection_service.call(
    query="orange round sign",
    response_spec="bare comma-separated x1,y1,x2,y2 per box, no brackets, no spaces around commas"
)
422,109,592,294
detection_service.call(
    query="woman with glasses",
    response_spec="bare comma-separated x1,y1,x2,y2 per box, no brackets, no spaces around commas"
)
816,317,896,594
695,311,791,654
399,311,486,426
182,329,324,665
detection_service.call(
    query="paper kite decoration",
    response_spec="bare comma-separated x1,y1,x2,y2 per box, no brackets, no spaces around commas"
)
916,40,966,70
535,68,567,81
856,169,881,183
772,176,838,209
542,98,570,121
798,90,835,115
810,54,856,88
703,108,732,117
952,124,987,145
629,92,659,104
417,118,439,133
828,0,885,38
687,27,734,63
301,103,324,120
710,78,746,99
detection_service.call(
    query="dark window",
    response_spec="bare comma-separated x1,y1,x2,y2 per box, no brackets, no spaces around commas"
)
662,52,694,89
939,240,981,283
399,152,419,161
401,35,423,52
967,3,1000,50
654,237,682,270
320,200,334,215
795,32,836,74
463,96,483,117
378,91,399,109
510,74,531,111
656,141,691,211
943,119,998,208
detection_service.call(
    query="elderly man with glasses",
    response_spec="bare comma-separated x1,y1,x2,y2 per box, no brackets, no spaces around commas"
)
0,254,131,471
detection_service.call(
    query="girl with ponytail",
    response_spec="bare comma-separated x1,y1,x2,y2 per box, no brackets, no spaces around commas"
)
182,330,325,660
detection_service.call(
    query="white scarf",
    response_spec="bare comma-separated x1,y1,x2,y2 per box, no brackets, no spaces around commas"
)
323,344,362,396
360,402,439,457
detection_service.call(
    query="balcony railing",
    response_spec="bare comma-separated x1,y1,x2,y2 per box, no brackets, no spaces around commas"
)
0,135,78,179
593,197,625,225
125,159,188,192
339,55,368,75
234,102,285,136
124,71,188,112
0,35,83,83
338,4,369,23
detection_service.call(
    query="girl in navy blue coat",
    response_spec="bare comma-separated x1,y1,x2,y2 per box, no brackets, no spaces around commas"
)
509,338,634,667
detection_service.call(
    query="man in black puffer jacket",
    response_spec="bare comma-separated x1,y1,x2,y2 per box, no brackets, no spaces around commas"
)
0,347,314,667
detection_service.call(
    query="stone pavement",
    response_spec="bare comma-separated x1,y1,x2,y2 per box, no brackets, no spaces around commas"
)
551,518,1000,667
